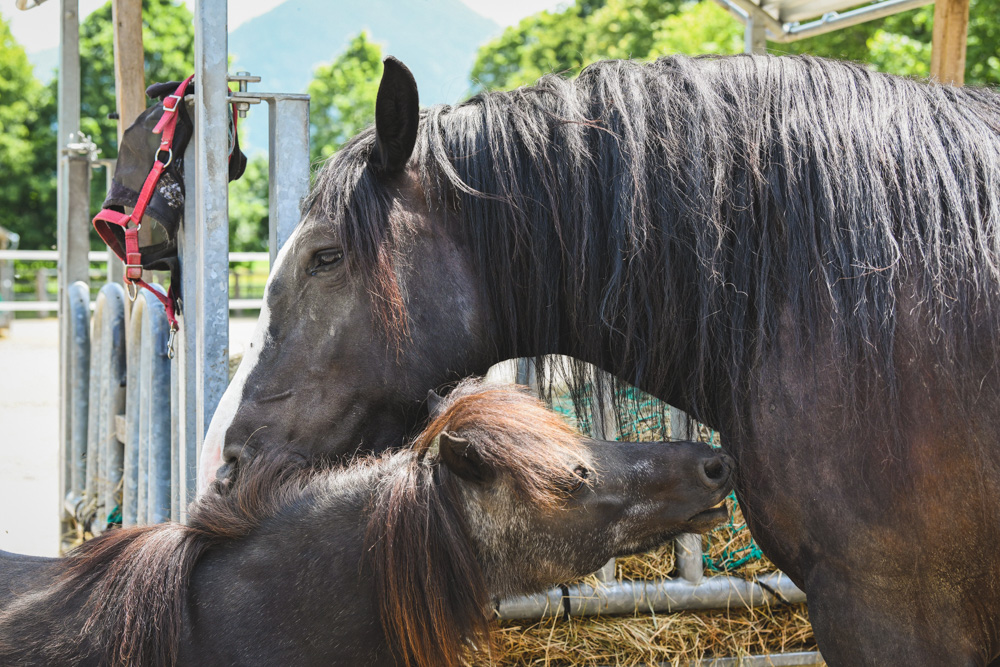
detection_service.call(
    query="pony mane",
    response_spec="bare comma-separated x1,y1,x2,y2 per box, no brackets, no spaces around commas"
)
312,54,1000,434
366,378,584,667
0,457,311,667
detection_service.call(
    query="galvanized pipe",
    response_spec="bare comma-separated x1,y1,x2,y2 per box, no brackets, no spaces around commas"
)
140,288,173,523
83,284,126,534
123,297,143,527
685,651,824,666
265,93,311,265
192,0,231,488
498,572,806,619
65,281,90,516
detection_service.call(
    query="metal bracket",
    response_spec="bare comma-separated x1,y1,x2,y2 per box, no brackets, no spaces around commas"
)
227,71,262,118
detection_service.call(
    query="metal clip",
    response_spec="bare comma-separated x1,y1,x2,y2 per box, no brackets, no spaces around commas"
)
126,280,139,302
166,327,177,359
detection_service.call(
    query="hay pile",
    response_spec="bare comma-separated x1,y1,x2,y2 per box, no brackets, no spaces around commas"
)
482,380,819,666
488,604,815,666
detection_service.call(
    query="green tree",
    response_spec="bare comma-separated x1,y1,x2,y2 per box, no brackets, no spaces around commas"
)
471,7,591,91
650,1,742,56
470,0,1000,92
307,31,383,163
77,0,195,158
0,11,57,250
228,154,269,252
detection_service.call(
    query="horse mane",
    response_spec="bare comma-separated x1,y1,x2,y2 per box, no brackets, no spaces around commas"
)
312,54,1000,433
366,378,584,667
0,457,311,667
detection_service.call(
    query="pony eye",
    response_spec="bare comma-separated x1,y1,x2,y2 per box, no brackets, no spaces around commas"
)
310,249,344,274
564,465,590,494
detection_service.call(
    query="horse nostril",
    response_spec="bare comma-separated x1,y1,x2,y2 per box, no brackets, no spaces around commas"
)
699,454,733,488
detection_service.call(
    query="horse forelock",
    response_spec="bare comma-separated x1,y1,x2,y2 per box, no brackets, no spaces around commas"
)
366,379,587,667
313,54,1000,435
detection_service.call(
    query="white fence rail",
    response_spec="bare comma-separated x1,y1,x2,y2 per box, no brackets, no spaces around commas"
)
0,250,269,313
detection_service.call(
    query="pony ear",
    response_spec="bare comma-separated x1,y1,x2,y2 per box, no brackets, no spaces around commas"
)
371,56,419,174
439,431,495,484
426,389,445,418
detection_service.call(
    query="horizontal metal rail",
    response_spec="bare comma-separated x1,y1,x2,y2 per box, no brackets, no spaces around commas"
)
0,299,263,313
0,250,270,262
498,572,806,619
686,652,824,666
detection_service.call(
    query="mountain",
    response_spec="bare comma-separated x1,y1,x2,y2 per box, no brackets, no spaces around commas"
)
228,0,500,153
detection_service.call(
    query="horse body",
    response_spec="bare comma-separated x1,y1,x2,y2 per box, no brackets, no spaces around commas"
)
1,381,732,666
202,55,1000,663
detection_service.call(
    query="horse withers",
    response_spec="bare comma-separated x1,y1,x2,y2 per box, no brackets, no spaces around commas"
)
0,380,732,667
202,54,1000,664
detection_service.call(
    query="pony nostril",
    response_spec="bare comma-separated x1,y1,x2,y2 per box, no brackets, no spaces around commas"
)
699,454,733,488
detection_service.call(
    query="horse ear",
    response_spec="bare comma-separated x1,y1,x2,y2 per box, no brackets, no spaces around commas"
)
426,389,445,418
439,431,495,485
371,56,419,174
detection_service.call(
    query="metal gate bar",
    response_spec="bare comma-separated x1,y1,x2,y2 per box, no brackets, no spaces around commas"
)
123,289,173,527
64,281,91,518
83,284,126,535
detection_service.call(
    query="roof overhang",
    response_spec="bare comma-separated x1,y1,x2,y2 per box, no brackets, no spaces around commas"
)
711,0,934,42
15,0,52,10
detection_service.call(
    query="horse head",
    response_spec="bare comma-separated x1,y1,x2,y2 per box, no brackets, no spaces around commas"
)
201,58,499,490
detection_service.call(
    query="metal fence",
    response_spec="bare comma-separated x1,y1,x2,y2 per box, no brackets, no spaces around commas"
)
57,0,309,537
0,226,18,332
0,249,269,314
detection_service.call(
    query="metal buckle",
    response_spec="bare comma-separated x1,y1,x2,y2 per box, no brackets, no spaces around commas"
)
162,94,183,113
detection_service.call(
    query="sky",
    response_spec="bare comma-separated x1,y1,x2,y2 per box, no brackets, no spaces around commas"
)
4,0,567,54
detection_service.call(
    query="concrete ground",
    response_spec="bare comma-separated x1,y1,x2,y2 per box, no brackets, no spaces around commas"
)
0,316,259,557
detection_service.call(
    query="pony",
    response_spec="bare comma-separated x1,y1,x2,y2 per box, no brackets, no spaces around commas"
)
201,54,1000,664
0,380,732,666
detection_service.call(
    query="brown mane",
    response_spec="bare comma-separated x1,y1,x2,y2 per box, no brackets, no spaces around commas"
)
366,379,585,667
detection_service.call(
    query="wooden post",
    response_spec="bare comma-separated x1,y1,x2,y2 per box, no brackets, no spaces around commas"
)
112,0,152,286
930,0,970,85
112,0,146,139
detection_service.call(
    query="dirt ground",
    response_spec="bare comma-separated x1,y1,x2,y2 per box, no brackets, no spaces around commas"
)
0,316,259,557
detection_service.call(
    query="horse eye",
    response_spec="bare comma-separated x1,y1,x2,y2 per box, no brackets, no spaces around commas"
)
310,249,344,274
564,465,590,494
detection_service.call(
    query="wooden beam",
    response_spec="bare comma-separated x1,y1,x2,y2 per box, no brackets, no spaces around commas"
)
111,0,151,280
930,0,970,85
112,0,146,137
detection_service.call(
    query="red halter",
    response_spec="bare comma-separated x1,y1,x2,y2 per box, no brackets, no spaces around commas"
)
92,76,193,338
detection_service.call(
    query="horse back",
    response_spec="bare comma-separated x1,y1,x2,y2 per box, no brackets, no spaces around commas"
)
0,550,59,611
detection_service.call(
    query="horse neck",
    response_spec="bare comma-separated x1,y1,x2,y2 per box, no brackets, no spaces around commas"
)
182,463,393,665
0,559,100,665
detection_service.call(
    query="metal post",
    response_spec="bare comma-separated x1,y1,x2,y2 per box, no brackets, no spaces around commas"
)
173,0,231,519
60,149,91,525
65,281,90,518
671,406,705,584
266,95,311,264
745,10,768,54
57,1,81,510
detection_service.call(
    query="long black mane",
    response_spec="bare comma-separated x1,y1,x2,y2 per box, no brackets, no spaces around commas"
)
312,54,1000,433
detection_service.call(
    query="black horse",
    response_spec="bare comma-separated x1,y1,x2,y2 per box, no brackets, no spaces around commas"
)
202,54,1000,664
1,380,731,667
